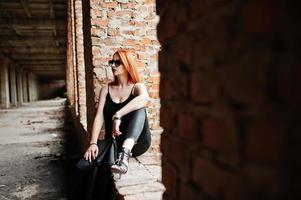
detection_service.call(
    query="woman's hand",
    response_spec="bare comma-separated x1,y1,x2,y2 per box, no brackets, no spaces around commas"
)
112,119,122,139
84,144,98,162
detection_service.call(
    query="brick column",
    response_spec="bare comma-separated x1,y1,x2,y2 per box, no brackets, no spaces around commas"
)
0,58,10,108
87,0,161,154
66,0,75,106
74,0,87,129
157,0,301,199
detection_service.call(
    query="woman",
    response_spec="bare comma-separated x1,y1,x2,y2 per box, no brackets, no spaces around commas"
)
76,49,152,177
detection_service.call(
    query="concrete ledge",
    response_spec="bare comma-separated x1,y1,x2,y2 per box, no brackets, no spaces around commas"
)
113,153,165,200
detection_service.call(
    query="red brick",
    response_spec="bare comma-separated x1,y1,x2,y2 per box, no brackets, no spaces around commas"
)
140,37,152,45
162,163,178,198
150,84,160,91
177,113,198,141
91,18,109,27
160,106,173,131
202,119,229,151
121,30,135,36
120,2,135,9
100,2,118,8
123,39,136,46
148,76,160,84
91,28,106,36
134,45,146,51
107,28,119,36
145,0,156,4
190,73,216,103
242,1,280,33
180,183,203,200
149,91,159,99
246,119,284,164
137,53,149,60
192,157,229,197
135,60,146,68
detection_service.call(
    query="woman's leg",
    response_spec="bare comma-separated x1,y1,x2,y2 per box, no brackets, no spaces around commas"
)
74,139,109,199
111,108,152,174
121,107,149,151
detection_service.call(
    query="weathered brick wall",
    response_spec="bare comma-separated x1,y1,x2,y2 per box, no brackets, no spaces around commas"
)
157,0,301,199
84,0,161,153
74,0,87,129
66,0,75,106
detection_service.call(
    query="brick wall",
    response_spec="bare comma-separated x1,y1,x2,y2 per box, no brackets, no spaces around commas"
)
157,0,301,199
74,0,87,129
81,0,162,153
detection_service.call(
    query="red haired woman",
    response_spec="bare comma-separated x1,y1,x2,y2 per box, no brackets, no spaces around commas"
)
75,50,152,198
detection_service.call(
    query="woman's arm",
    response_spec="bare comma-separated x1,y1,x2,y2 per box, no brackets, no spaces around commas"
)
90,84,108,144
84,84,108,162
114,83,150,118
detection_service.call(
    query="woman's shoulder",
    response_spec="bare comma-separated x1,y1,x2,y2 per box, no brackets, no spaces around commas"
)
134,82,147,89
99,83,109,96
132,82,148,95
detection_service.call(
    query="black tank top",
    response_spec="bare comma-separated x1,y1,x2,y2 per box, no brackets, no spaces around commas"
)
103,83,136,138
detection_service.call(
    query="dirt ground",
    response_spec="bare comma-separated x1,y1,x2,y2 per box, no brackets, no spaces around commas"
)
0,99,79,200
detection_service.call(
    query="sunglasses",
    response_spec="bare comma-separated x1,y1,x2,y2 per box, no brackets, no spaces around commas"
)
108,59,123,67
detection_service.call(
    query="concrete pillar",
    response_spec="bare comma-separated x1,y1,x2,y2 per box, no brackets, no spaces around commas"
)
16,68,23,105
28,73,38,102
0,59,10,108
22,72,28,102
9,64,17,106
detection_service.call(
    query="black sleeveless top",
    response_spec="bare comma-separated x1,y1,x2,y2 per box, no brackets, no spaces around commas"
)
103,84,136,138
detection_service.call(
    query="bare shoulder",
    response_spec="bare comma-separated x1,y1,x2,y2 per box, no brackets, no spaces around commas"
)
99,83,109,97
133,82,148,95
134,82,147,90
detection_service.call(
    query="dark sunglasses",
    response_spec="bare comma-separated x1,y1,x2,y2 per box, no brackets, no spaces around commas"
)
108,59,123,67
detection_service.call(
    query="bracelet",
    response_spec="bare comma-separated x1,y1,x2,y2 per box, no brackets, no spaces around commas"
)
90,143,97,147
112,115,121,121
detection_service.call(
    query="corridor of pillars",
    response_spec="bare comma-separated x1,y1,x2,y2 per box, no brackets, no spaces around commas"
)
0,0,67,109
0,0,72,199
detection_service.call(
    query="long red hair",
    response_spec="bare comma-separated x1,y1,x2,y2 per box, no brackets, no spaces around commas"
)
109,50,141,85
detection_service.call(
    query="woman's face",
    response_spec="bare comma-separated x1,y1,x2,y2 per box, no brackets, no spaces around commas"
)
110,54,127,76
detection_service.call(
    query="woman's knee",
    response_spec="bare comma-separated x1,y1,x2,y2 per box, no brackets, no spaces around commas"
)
76,158,92,173
128,107,146,119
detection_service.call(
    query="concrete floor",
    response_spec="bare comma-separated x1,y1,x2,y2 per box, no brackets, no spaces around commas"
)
0,99,72,200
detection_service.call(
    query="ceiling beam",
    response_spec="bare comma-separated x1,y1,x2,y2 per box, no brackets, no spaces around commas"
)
19,60,65,64
49,0,55,19
0,18,66,28
28,69,64,72
22,65,64,68
12,55,65,60
12,25,21,35
20,0,32,18
0,43,66,48
33,71,65,74
0,35,65,41
2,47,65,54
